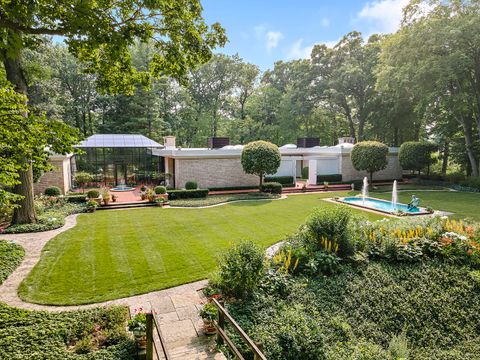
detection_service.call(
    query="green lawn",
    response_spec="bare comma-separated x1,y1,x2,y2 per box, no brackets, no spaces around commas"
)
372,190,480,221
20,192,382,305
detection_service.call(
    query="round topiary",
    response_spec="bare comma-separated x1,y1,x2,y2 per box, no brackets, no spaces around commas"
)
154,185,167,194
44,186,61,197
351,141,389,184
399,141,437,174
241,141,281,187
86,189,100,199
185,181,198,190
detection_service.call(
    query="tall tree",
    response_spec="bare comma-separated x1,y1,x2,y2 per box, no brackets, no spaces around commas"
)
0,0,226,223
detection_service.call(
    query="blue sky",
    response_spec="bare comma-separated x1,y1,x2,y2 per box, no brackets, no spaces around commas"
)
201,0,409,69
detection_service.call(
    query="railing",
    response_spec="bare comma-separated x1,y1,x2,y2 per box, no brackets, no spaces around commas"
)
146,312,171,360
211,298,267,360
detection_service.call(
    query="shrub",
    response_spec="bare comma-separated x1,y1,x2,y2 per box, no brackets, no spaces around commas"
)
208,185,258,191
301,166,309,179
461,177,480,190
264,176,295,187
167,189,209,200
351,141,389,183
74,171,93,192
217,241,266,299
316,174,342,183
399,141,437,174
65,194,87,203
154,185,167,194
261,182,282,194
44,186,61,197
185,181,198,190
86,189,100,199
241,141,281,186
305,206,354,257
0,241,25,284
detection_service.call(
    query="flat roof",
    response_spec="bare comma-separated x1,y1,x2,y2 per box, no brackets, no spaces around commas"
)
76,134,163,148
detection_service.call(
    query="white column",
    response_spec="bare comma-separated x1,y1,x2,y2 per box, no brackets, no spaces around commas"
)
308,159,317,186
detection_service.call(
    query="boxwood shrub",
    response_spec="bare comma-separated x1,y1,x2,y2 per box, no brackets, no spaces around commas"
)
86,189,100,198
260,182,283,194
316,174,342,183
65,194,87,203
208,185,259,191
168,189,209,200
264,176,295,187
154,185,167,194
185,180,198,190
44,186,61,197
0,241,24,284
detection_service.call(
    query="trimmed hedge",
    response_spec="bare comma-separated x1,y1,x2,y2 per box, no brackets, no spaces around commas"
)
260,182,283,194
0,241,25,284
44,186,61,197
208,185,259,191
316,174,342,183
154,185,167,194
264,176,295,187
168,189,209,200
86,189,100,198
185,181,198,190
65,194,87,203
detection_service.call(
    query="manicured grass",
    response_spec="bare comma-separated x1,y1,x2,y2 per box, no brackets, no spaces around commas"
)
372,190,480,221
20,192,382,305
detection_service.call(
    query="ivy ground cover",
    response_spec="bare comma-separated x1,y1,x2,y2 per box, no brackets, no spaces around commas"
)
20,192,382,305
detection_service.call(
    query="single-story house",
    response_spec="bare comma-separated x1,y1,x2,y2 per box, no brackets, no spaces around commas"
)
34,134,402,194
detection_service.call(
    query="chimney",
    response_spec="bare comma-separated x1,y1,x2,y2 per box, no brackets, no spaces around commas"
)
164,136,176,150
338,137,355,145
297,137,320,148
208,137,230,149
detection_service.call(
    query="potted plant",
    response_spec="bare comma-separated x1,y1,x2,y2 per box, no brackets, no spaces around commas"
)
199,302,218,335
155,198,165,207
86,200,98,213
324,181,329,190
100,187,111,205
154,186,168,200
128,313,147,348
111,194,118,202
426,206,434,214
86,189,102,205
146,188,156,202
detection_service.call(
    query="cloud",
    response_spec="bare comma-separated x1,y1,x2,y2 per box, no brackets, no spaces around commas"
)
254,25,284,52
320,17,330,28
265,31,284,51
355,0,409,34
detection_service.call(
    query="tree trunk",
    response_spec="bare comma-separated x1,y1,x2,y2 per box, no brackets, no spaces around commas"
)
3,55,38,224
441,139,449,176
259,174,263,189
457,116,479,177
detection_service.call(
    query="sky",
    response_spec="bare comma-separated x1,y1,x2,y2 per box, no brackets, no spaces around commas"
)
201,0,410,69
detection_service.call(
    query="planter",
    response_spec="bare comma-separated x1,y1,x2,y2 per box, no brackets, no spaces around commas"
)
103,199,110,205
134,333,147,349
155,194,169,200
87,196,103,205
203,320,216,335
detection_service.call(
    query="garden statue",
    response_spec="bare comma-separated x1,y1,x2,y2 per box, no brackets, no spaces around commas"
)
407,195,420,210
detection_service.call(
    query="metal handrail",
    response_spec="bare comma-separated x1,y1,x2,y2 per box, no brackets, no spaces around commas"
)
211,298,267,360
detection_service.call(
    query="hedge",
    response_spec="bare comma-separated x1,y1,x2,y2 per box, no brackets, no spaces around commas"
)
0,241,24,285
185,181,198,190
208,185,259,191
260,182,283,194
65,194,87,203
168,189,209,200
264,176,295,187
316,174,342,183
44,186,61,197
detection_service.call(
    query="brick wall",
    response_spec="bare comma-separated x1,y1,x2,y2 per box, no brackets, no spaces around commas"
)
34,158,71,195
175,158,258,189
341,153,402,182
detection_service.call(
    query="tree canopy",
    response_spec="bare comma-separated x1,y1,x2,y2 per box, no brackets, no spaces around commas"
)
241,141,281,186
351,141,389,183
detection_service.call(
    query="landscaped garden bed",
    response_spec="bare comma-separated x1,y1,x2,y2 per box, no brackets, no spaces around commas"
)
206,207,480,360
0,304,135,359
169,192,280,207
0,240,24,284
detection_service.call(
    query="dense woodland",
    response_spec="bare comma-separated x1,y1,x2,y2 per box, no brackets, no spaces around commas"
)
20,1,480,178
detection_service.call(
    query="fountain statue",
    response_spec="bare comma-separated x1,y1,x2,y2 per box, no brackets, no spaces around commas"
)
392,180,398,211
361,176,369,205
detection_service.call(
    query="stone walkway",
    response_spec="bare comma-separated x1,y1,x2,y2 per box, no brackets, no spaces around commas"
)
0,214,225,359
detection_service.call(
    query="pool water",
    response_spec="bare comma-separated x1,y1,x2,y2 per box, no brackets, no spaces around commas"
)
111,185,135,192
339,197,426,214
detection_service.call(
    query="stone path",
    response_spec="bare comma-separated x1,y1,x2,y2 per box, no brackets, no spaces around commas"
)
0,214,225,359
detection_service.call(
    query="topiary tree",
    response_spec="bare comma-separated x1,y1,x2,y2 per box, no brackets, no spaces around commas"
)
399,141,437,175
241,141,281,187
185,181,198,190
351,141,389,184
44,186,61,197
74,172,93,193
